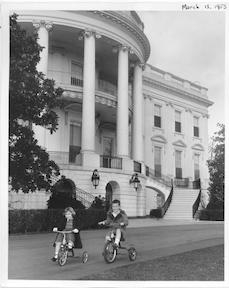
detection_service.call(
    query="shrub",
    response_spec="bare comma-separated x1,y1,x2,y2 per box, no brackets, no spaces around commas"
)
47,192,85,209
150,208,162,218
199,209,224,221
9,208,106,234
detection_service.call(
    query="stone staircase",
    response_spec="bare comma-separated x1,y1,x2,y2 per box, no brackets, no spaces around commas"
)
164,188,200,220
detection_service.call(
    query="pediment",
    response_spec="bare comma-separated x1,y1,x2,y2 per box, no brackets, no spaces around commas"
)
151,135,167,144
191,143,204,151
172,140,187,148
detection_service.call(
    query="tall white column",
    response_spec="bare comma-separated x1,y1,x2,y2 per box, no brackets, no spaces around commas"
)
81,30,99,167
33,21,52,75
132,62,144,162
117,45,129,158
32,21,52,148
81,30,95,153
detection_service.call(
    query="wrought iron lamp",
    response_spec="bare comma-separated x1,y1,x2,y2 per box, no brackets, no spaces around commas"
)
129,173,140,191
91,169,100,189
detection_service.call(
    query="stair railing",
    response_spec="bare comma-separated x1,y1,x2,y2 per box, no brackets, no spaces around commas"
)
75,187,95,208
160,179,174,217
192,179,202,218
192,190,201,218
146,166,173,188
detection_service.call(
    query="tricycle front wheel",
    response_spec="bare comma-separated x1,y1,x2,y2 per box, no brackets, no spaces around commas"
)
58,248,68,266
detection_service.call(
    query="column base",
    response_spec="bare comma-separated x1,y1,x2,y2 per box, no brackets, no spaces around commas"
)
81,151,100,168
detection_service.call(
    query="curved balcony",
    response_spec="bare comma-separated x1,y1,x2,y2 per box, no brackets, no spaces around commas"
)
48,69,133,111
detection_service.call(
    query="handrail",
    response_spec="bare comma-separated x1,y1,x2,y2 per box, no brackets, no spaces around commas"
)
75,187,95,208
147,167,173,188
192,179,202,218
192,189,201,218
161,182,174,217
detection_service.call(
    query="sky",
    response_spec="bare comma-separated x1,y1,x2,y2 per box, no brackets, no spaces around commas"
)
138,11,225,138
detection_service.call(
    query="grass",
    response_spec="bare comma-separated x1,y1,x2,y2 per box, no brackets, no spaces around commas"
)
81,245,224,281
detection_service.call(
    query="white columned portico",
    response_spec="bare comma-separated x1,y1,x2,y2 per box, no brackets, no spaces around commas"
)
132,62,144,162
33,21,52,75
81,30,99,167
117,45,129,158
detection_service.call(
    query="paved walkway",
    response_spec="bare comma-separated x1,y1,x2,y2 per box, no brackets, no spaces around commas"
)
9,221,224,280
128,218,222,228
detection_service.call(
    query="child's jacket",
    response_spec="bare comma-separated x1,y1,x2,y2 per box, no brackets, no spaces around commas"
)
53,215,83,249
104,209,128,229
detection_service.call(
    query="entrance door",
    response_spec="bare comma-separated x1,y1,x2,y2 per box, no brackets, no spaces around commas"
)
103,137,113,156
103,137,113,168
69,124,81,163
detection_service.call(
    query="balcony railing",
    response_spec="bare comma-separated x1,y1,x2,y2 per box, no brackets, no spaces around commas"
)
71,77,83,87
174,178,189,187
134,161,142,173
98,79,117,96
100,155,122,169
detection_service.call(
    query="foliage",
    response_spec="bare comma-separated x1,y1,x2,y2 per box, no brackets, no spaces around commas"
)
9,208,107,233
90,195,106,210
207,123,224,209
9,14,64,193
199,209,224,221
149,208,162,218
47,192,85,210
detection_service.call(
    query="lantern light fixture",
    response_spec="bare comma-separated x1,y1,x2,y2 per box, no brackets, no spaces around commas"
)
129,173,140,191
91,169,100,189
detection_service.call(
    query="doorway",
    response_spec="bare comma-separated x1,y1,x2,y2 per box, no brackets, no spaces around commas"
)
105,181,120,211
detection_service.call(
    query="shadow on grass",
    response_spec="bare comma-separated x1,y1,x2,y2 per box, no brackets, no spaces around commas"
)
80,245,224,281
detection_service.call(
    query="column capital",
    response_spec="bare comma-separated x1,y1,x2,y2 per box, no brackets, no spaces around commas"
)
112,44,135,54
32,20,53,32
166,101,174,108
185,107,193,113
78,29,101,40
130,61,145,70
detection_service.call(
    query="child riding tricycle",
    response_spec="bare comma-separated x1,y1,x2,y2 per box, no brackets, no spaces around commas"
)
98,199,137,263
52,207,88,266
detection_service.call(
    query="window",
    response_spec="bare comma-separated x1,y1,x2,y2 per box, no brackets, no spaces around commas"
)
193,116,199,137
69,124,81,163
71,61,83,86
175,150,182,179
154,146,162,177
194,154,200,180
175,110,181,132
154,104,161,128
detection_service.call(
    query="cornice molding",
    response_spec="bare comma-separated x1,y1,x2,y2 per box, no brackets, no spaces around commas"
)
151,135,167,144
172,140,187,148
143,76,213,107
191,143,205,151
90,11,150,62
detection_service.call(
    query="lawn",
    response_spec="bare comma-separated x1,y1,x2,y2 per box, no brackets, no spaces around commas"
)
81,245,224,281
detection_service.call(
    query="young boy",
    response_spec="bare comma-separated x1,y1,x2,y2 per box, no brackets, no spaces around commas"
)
99,199,128,249
52,207,82,261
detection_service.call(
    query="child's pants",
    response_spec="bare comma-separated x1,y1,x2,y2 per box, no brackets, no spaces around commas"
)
105,228,121,245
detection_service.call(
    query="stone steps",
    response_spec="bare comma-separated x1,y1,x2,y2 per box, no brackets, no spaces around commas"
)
164,188,199,220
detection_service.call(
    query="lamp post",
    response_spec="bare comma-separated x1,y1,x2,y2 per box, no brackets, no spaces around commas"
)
91,169,100,189
129,173,140,191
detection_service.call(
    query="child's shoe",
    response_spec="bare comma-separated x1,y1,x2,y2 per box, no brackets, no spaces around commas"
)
51,256,57,262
